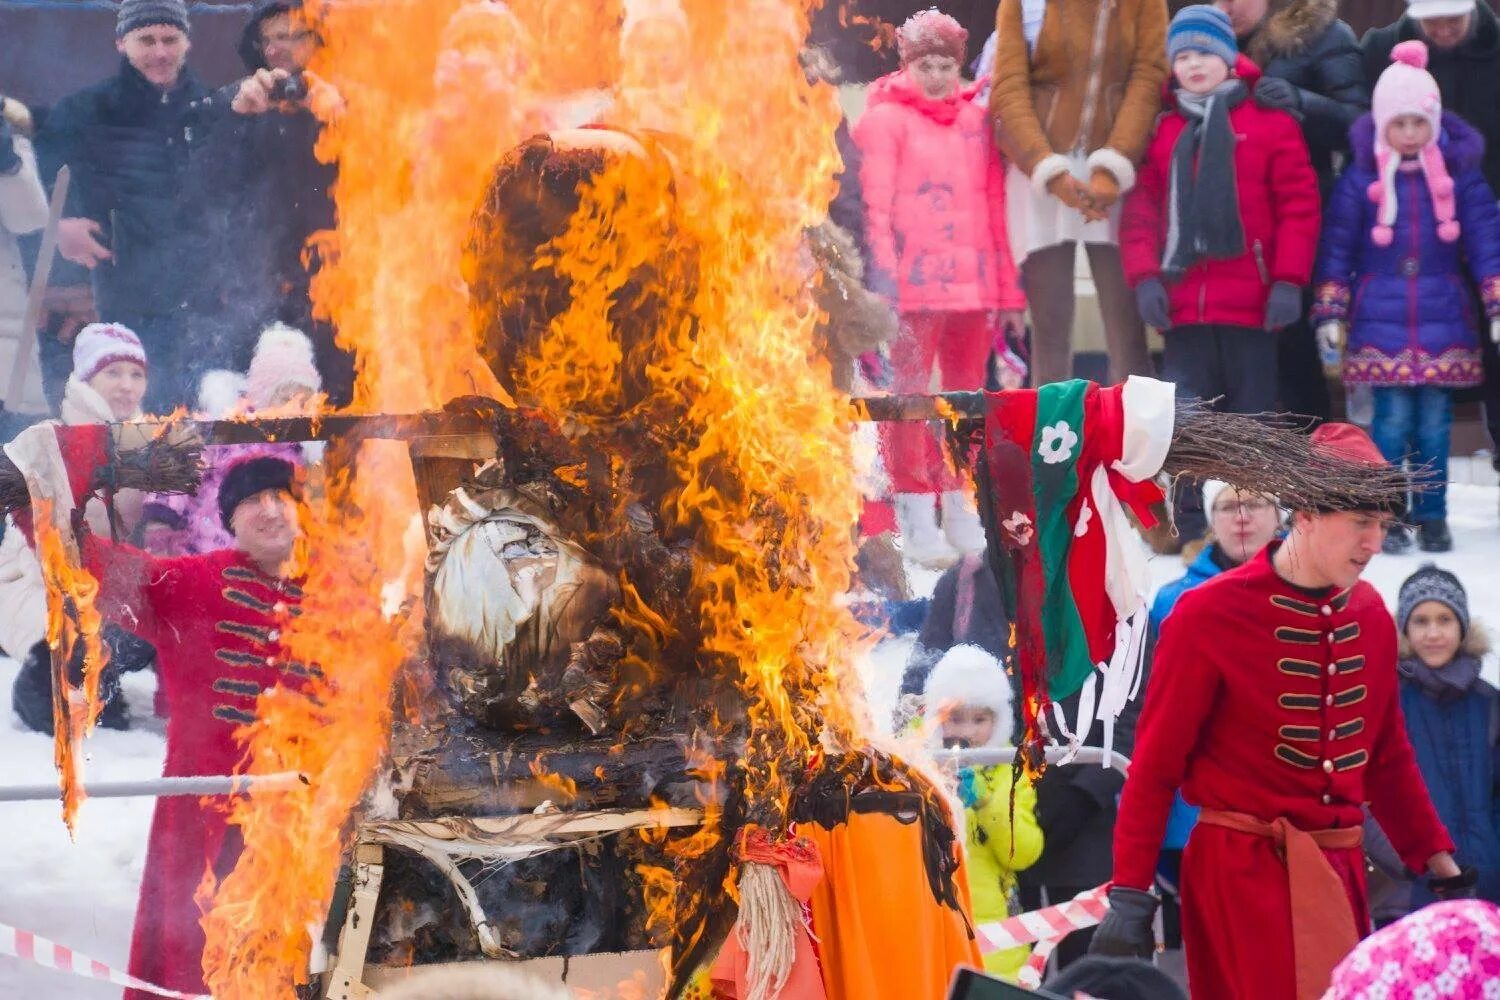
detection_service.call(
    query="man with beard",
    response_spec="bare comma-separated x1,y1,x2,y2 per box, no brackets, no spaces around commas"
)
1093,423,1474,1000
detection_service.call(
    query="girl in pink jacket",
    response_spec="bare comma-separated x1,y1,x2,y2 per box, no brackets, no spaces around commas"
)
855,9,1025,566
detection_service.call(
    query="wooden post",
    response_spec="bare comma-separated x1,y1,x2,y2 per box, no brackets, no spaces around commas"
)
323,842,386,1000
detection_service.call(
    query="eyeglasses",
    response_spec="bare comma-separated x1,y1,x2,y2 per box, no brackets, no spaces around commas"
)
263,29,314,47
1211,499,1276,517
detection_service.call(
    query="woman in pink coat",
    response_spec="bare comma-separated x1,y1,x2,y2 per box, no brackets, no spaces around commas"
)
855,9,1025,566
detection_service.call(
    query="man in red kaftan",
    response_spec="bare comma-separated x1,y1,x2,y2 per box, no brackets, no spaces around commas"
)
31,427,310,999
1092,424,1474,1000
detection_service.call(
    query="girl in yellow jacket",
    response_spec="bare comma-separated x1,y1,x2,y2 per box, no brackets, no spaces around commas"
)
925,644,1045,979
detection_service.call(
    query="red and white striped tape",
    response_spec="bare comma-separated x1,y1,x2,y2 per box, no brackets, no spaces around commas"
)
974,884,1109,954
1017,934,1063,989
0,921,208,999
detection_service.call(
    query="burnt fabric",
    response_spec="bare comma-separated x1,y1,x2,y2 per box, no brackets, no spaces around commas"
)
1113,544,1452,999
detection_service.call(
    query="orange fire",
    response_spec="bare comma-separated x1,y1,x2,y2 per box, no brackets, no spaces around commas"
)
199,0,874,994
32,496,110,836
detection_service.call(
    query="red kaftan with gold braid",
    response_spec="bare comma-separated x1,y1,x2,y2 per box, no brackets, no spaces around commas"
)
1112,544,1452,998
84,538,306,1000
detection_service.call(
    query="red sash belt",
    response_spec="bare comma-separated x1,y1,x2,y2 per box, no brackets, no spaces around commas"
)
1198,809,1362,1000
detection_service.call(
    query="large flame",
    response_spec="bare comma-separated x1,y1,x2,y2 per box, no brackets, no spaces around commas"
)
32,496,110,835
200,0,874,994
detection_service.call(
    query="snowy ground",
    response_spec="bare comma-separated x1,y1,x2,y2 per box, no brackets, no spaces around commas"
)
0,472,1495,998
0,670,163,999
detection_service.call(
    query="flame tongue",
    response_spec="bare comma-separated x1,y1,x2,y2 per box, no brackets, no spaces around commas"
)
201,0,872,993
32,496,111,836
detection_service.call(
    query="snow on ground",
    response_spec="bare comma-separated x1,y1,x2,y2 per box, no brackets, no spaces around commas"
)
0,670,163,999
0,474,1494,998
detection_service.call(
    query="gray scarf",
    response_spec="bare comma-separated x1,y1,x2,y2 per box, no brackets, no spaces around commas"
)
1399,654,1484,703
1162,79,1249,280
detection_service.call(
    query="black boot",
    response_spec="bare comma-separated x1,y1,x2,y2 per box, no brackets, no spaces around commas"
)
1418,519,1454,553
1383,523,1414,555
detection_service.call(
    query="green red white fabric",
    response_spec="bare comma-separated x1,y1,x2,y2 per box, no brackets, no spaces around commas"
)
983,377,1174,761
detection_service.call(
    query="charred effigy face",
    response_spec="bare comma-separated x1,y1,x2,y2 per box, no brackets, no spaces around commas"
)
425,462,622,735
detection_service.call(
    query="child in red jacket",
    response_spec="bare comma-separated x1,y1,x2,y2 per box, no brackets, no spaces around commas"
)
1120,4,1320,541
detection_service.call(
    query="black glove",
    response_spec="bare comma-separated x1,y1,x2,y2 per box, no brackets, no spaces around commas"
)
1254,76,1303,118
1430,866,1479,901
1134,278,1171,331
1089,886,1159,959
0,113,19,176
1264,281,1303,331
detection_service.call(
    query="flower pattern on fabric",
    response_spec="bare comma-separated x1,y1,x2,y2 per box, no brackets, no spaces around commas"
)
1037,420,1078,465
1002,511,1034,547
1324,901,1500,999
1074,498,1094,538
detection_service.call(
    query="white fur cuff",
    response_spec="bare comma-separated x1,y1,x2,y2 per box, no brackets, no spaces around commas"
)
1030,154,1073,197
1086,147,1138,194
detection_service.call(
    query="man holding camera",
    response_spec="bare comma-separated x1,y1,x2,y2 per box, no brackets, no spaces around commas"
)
184,0,351,402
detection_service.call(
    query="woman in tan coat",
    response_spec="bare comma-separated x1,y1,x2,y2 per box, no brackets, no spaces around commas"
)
989,0,1170,386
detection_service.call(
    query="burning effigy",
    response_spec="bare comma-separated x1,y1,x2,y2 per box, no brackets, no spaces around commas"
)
0,1,1427,999
205,1,979,997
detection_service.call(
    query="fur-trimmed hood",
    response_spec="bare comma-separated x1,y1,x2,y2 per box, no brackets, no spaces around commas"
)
1399,619,1493,662
923,644,1015,748
1243,0,1339,66
1349,110,1487,175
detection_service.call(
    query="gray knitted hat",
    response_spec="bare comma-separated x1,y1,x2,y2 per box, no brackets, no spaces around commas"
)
1397,564,1470,637
117,0,190,38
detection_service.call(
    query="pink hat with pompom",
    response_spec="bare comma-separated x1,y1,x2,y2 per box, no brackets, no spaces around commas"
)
896,8,968,65
245,323,321,409
1369,40,1458,247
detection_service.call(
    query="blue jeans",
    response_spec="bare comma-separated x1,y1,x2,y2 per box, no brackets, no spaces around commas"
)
1370,386,1453,523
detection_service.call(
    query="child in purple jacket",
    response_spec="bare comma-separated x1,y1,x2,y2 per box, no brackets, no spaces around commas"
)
1313,41,1500,554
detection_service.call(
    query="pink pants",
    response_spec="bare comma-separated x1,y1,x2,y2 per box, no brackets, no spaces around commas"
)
883,310,993,494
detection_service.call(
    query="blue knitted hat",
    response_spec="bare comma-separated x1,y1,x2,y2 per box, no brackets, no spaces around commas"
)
1167,5,1237,67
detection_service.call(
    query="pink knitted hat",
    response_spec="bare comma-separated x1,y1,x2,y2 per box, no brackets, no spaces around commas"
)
896,8,967,65
1324,901,1500,998
72,322,147,383
245,323,321,408
1369,40,1458,247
